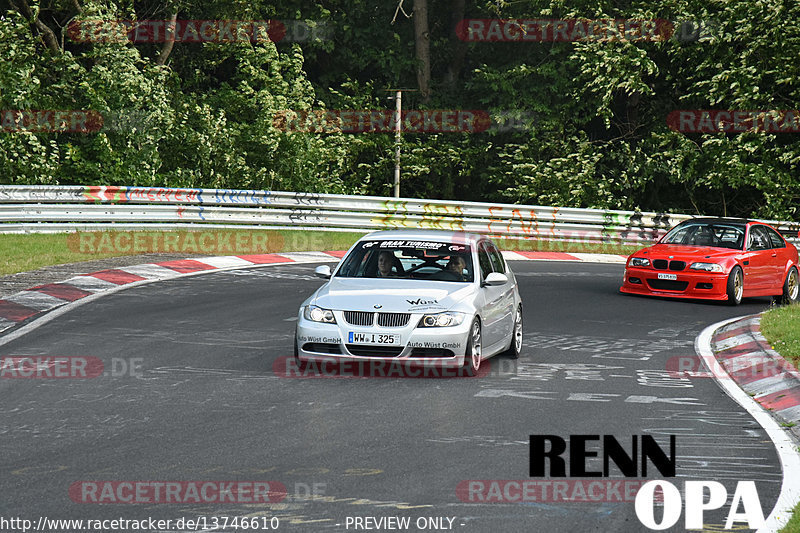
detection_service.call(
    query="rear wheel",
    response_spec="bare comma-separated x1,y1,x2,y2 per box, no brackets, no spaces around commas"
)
502,305,523,359
462,318,482,376
778,267,799,305
726,266,743,306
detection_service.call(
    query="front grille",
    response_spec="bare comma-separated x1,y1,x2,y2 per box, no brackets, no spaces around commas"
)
302,343,342,354
669,260,686,271
410,348,455,358
346,345,404,357
646,279,689,292
377,313,410,327
343,311,374,326
653,259,686,271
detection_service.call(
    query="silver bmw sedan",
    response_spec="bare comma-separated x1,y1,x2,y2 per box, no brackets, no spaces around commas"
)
295,230,523,376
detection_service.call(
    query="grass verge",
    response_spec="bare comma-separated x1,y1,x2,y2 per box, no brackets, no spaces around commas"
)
0,229,641,277
0,230,364,276
761,303,800,369
762,304,800,533
781,501,800,532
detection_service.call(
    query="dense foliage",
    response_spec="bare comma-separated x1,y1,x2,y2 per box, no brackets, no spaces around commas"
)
1,0,798,219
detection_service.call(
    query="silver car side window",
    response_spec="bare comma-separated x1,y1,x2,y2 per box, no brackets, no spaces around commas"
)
478,243,492,281
487,243,506,274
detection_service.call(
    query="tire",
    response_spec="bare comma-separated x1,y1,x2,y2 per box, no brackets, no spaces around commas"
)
779,267,799,305
293,331,307,372
462,318,482,377
726,266,744,306
502,305,523,359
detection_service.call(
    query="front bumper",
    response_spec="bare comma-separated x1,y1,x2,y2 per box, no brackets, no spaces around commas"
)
295,309,471,368
620,266,729,301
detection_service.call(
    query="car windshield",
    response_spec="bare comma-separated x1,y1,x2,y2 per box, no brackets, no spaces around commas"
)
661,222,745,249
336,240,474,282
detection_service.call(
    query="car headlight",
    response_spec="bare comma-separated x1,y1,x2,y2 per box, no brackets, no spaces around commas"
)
630,257,650,267
304,305,336,323
418,312,466,328
689,262,723,272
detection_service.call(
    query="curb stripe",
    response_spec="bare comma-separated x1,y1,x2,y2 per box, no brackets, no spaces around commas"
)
63,276,120,292
118,264,181,279
0,300,39,321
758,389,800,411
88,269,148,285
513,251,581,261
4,291,66,311
28,284,93,302
234,254,290,264
749,376,800,398
191,256,257,269
156,259,218,273
777,405,800,421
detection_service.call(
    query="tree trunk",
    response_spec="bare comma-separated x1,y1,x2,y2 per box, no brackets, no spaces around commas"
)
156,12,179,66
413,0,431,103
10,0,60,53
444,0,467,90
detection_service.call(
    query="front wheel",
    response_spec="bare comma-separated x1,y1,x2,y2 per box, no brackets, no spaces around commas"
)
726,266,744,306
293,332,307,372
779,267,799,305
462,318,482,376
502,305,523,359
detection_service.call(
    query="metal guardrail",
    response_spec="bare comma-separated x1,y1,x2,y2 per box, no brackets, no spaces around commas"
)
0,185,798,245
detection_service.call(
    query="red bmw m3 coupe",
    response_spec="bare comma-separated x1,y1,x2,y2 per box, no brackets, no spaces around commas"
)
620,218,799,305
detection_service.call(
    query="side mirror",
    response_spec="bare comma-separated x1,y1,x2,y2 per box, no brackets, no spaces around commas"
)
315,265,331,279
483,272,508,286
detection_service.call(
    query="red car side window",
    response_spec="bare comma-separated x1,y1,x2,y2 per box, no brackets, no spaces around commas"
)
763,226,786,249
748,226,770,250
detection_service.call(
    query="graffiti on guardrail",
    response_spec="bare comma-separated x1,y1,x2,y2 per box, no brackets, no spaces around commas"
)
381,200,409,214
83,186,203,204
293,192,323,206
0,186,84,202
1,185,796,245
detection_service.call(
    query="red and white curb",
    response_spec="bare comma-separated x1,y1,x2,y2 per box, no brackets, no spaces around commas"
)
698,316,800,532
713,316,800,423
0,252,342,340
501,250,628,263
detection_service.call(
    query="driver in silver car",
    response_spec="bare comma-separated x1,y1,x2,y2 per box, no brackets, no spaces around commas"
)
446,255,467,281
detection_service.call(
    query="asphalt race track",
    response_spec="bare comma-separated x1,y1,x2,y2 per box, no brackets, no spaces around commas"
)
0,260,784,533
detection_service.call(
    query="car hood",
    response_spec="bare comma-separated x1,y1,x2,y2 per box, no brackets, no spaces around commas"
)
640,244,740,259
312,277,475,313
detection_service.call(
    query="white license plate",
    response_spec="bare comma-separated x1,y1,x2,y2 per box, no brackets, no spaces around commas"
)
657,273,678,281
348,332,400,345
